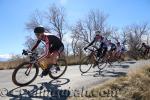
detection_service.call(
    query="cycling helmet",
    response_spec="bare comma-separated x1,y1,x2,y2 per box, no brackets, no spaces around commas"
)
34,26,45,34
95,30,101,36
142,43,145,46
117,42,120,45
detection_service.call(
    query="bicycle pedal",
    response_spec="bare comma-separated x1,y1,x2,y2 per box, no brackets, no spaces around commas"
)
40,73,44,78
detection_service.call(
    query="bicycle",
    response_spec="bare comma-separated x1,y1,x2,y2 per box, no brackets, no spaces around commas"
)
108,50,125,64
12,50,67,87
79,47,108,74
139,48,150,59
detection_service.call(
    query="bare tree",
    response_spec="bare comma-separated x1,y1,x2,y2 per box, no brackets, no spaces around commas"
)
71,20,87,57
25,4,66,38
45,4,66,40
123,23,150,58
64,43,69,57
24,4,67,55
25,10,46,32
24,36,36,49
71,10,114,57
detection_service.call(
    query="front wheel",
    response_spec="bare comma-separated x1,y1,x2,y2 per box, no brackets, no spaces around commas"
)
49,59,67,79
12,62,39,86
97,58,108,71
79,56,94,73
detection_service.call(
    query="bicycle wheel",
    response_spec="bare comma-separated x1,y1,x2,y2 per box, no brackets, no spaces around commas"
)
98,58,108,71
12,62,39,86
79,56,93,73
49,59,67,79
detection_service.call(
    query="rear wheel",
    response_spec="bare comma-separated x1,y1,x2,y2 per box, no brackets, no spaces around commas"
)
49,59,67,79
79,56,94,73
12,62,39,86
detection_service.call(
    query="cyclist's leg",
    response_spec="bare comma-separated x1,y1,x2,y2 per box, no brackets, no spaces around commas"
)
97,48,102,58
110,47,116,59
97,42,105,58
40,57,49,70
49,46,63,65
146,49,149,55
58,45,65,57
121,51,125,61
40,54,53,76
112,50,116,59
143,49,147,57
101,47,108,58
115,51,120,59
49,45,64,67
40,46,59,76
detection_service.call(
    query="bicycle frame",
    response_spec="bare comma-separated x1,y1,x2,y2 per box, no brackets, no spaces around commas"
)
87,48,97,62
23,51,41,70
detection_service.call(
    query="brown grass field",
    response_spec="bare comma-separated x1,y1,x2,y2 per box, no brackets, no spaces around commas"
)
0,55,81,70
68,63,150,100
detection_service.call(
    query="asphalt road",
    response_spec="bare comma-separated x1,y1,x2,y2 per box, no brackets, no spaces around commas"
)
0,59,150,100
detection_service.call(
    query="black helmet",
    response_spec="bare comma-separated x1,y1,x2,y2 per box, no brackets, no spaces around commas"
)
117,42,120,45
34,26,45,34
142,43,145,45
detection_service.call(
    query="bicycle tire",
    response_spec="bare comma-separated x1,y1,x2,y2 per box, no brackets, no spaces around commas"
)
49,59,67,79
12,62,39,86
97,58,108,71
79,56,93,73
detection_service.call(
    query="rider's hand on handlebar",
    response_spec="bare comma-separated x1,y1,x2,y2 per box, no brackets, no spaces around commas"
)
22,49,28,55
84,47,87,51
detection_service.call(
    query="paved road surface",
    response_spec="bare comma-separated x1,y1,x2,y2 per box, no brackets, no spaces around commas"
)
0,59,150,100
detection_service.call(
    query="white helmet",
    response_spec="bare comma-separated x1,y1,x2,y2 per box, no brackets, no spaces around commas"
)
95,30,101,36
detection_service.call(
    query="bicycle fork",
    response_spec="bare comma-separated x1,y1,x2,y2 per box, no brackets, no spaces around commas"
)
25,64,32,76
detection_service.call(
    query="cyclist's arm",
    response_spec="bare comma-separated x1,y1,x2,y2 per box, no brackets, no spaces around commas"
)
85,38,96,48
31,40,41,51
38,36,49,61
139,45,144,51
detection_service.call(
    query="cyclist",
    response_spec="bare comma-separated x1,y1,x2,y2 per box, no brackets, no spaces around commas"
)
29,26,64,77
140,43,150,56
107,40,117,59
84,30,108,60
115,42,126,60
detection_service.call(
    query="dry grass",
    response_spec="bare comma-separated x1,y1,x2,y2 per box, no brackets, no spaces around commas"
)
65,55,83,65
69,63,150,100
0,59,24,70
0,55,81,70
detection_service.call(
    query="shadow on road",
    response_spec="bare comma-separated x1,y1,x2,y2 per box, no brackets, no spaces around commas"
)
7,78,70,100
81,68,128,78
92,69,127,77
100,70,127,77
81,63,129,78
124,61,136,64
111,64,130,68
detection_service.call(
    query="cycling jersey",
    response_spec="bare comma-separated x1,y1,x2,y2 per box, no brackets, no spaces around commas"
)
87,36,108,48
141,44,150,55
109,43,117,51
117,45,125,52
143,45,150,49
85,36,108,58
31,34,64,60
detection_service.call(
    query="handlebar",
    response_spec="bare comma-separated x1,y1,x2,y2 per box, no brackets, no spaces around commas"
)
86,48,95,52
22,49,37,55
84,45,98,52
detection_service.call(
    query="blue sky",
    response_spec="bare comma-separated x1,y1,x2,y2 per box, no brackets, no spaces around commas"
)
0,0,150,58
